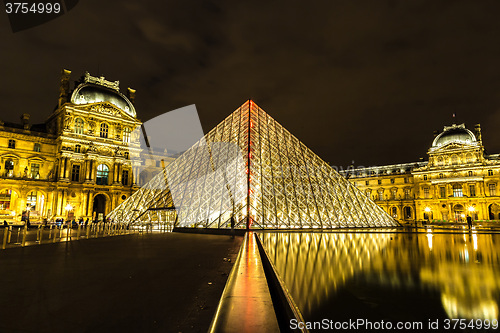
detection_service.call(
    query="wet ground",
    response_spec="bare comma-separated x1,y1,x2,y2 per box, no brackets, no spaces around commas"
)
0,232,242,333
259,229,500,332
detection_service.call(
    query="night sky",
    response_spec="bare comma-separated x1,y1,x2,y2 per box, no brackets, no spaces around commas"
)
2,0,500,169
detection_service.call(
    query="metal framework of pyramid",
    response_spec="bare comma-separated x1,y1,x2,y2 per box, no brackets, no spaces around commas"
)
108,100,398,229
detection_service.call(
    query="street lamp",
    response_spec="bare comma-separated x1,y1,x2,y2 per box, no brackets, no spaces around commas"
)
65,203,73,219
424,207,431,224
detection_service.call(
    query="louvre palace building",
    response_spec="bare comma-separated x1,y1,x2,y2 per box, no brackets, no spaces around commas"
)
342,123,500,223
0,70,169,223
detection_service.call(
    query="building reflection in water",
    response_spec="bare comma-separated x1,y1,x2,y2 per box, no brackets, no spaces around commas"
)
258,231,500,321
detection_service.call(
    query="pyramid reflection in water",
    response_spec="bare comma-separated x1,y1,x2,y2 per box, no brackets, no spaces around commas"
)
108,100,397,228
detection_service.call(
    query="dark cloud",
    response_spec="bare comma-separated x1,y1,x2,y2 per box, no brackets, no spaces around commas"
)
1,0,500,168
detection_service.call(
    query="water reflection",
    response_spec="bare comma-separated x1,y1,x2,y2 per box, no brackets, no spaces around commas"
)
258,231,500,322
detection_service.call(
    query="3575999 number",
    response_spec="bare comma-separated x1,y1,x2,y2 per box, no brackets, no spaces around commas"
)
5,3,61,14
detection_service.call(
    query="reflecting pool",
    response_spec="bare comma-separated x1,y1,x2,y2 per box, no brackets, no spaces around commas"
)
258,231,500,330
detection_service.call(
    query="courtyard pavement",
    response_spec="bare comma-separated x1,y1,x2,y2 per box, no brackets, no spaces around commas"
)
0,232,242,333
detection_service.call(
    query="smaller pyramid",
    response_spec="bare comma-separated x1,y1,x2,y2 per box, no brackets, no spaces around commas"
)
108,101,398,228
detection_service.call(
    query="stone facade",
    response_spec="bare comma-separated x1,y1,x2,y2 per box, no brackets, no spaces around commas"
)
342,124,500,223
0,69,170,223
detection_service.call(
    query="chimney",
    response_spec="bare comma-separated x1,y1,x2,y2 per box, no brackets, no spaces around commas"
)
475,124,482,142
58,69,72,107
21,113,30,130
127,88,136,104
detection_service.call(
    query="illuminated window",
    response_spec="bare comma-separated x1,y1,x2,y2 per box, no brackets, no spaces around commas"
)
75,145,81,153
31,163,40,179
391,207,398,218
27,191,37,210
123,127,131,143
466,153,473,163
489,183,496,196
404,189,411,199
468,171,473,177
488,170,493,176
437,157,444,166
469,184,476,197
124,152,129,159
440,186,446,198
34,143,41,152
451,155,459,165
0,189,11,210
96,164,109,185
439,173,444,179
122,170,129,186
423,187,429,199
404,177,409,184
100,123,109,138
391,189,397,200
8,140,15,149
71,164,80,182
423,175,428,180
453,184,463,197
378,190,384,201
75,118,84,134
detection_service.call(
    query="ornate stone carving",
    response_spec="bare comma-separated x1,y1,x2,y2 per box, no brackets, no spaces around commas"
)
89,103,121,116
84,72,120,91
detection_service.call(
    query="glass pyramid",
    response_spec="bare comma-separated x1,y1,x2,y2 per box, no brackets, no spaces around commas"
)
108,100,398,229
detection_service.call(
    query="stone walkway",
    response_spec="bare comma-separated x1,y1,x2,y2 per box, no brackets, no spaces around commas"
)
0,232,242,333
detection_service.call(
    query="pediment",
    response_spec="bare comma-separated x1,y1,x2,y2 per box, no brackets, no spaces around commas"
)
433,142,470,152
74,102,136,120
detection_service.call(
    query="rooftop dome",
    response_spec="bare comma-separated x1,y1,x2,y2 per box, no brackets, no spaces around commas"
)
432,124,476,147
70,72,136,117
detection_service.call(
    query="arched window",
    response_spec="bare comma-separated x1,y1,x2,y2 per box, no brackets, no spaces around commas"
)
404,206,412,219
100,123,109,138
27,191,37,210
391,207,398,218
451,155,459,165
437,157,444,166
74,118,84,134
466,153,473,164
123,127,131,143
96,164,109,185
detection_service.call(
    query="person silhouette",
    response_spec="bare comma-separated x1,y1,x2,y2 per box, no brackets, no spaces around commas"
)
466,215,473,229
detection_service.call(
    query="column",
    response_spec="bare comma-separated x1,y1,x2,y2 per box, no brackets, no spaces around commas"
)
85,160,91,181
113,163,119,184
81,191,87,218
59,159,65,179
117,164,122,184
86,191,90,216
132,167,138,185
91,162,97,182
63,157,68,179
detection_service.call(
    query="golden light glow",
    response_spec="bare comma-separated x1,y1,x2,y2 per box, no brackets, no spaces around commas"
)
260,232,500,320
424,207,431,213
468,206,475,212
65,203,73,211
